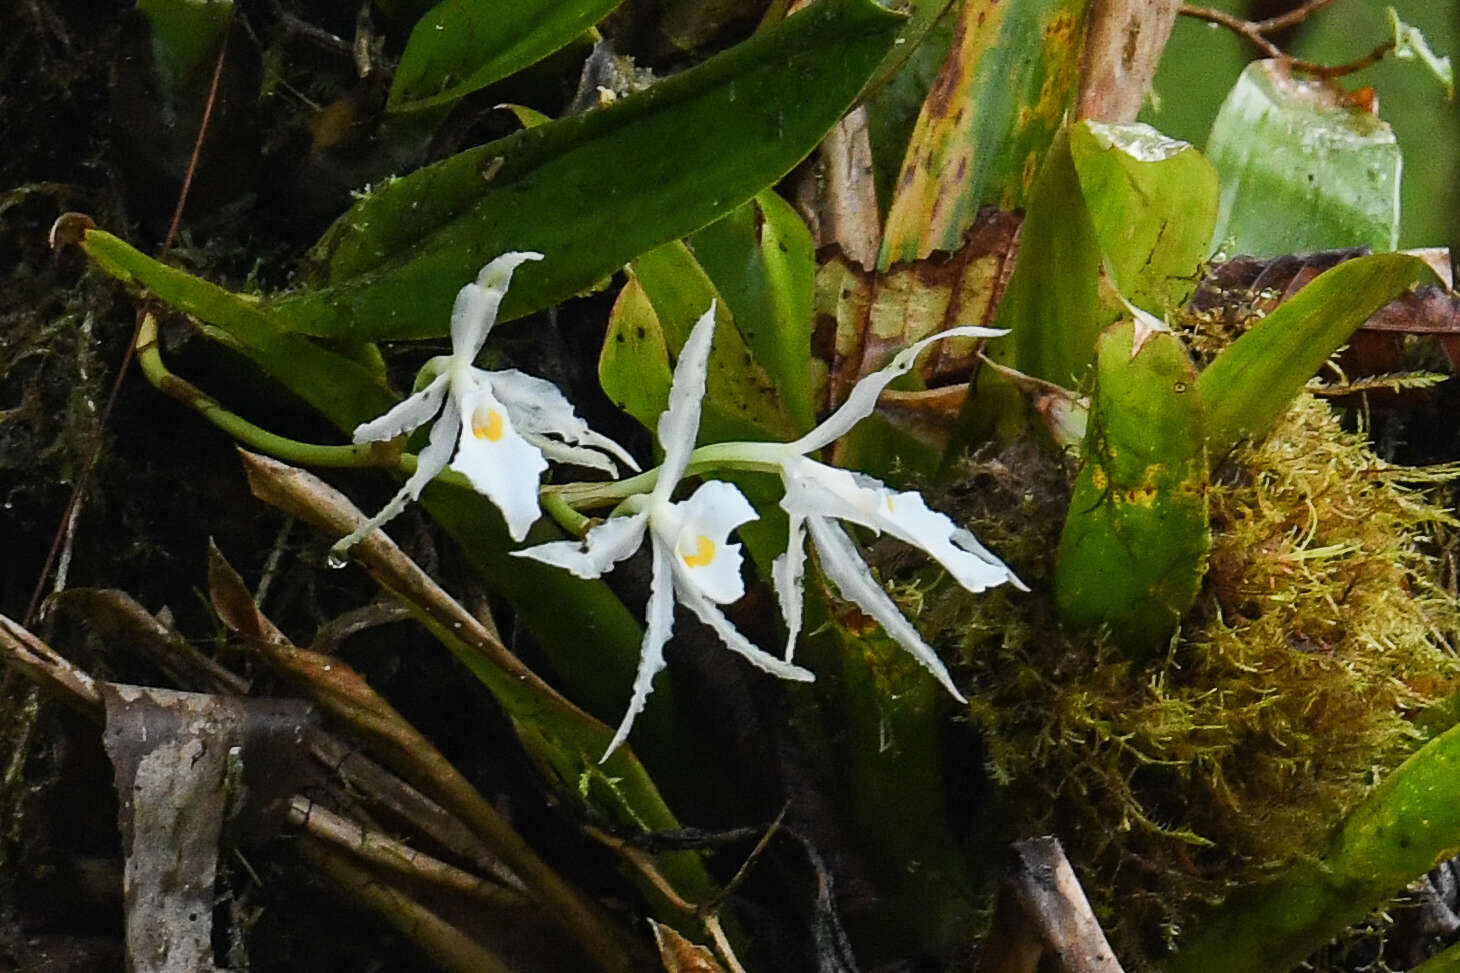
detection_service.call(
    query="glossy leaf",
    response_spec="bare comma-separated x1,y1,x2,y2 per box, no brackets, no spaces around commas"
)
1199,252,1438,459
388,0,621,114
270,0,903,342
599,277,674,433
1054,321,1209,652
1069,120,1219,314
689,190,817,430
627,241,800,445
1206,60,1401,257
1164,719,1460,973
986,121,1216,388
880,0,1086,265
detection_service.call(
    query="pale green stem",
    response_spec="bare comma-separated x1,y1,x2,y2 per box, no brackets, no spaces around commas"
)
137,313,398,470
547,441,792,510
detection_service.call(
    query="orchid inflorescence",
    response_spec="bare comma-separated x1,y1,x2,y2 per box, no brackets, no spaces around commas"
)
338,252,1024,758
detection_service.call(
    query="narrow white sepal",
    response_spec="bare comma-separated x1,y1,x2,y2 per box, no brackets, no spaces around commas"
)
653,302,717,501
772,513,808,662
513,511,649,579
670,567,814,683
790,325,1006,455
451,252,544,359
602,540,677,761
806,517,967,703
352,373,450,445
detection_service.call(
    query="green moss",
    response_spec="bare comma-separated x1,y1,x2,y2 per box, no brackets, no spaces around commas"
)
916,396,1460,963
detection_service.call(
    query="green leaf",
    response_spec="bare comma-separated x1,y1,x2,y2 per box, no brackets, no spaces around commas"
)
135,0,232,90
388,0,621,114
627,241,800,445
1206,60,1402,257
1390,8,1454,99
1069,120,1219,315
1199,252,1438,459
269,0,903,342
983,120,1218,390
1054,321,1209,653
599,277,673,434
689,191,817,431
879,0,1086,265
1163,719,1460,973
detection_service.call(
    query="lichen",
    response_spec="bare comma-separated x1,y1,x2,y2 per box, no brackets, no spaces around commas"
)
913,394,1460,963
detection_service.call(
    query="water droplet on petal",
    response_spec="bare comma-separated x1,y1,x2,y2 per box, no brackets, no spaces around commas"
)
325,551,348,570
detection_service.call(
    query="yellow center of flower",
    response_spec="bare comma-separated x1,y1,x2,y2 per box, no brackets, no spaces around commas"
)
473,408,505,442
682,535,716,568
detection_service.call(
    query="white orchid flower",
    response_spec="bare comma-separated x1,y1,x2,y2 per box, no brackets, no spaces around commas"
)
769,328,1027,701
333,252,638,556
515,303,813,759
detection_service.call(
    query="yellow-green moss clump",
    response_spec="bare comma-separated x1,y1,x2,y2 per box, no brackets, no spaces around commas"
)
921,395,1460,961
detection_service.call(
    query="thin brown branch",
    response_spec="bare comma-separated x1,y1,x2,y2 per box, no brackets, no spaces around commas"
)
1179,3,1396,79
1253,0,1338,35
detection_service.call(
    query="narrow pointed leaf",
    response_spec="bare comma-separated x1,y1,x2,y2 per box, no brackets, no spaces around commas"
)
1055,321,1209,653
388,0,622,114
1164,719,1460,973
1207,60,1402,257
1199,252,1438,458
268,0,902,341
689,190,817,430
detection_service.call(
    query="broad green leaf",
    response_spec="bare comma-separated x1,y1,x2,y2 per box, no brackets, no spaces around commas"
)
599,277,673,433
1199,252,1437,459
1054,321,1209,653
880,0,1086,265
1069,120,1219,315
616,241,798,573
1163,719,1460,973
80,228,396,428
985,121,1217,389
388,0,621,114
269,0,903,341
1207,60,1401,257
689,190,817,431
628,241,800,445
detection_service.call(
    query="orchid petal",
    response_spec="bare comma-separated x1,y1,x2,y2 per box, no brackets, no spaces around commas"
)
450,252,544,362
351,373,449,444
602,540,677,760
449,375,548,542
513,511,649,579
656,480,757,605
781,457,1022,594
492,368,639,471
791,325,1006,454
331,404,459,558
670,565,814,684
871,491,1023,594
653,302,717,501
524,435,620,475
806,517,966,702
772,513,808,661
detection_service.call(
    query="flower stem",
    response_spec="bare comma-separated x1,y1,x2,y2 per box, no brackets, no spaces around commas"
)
136,313,398,469
545,441,791,510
